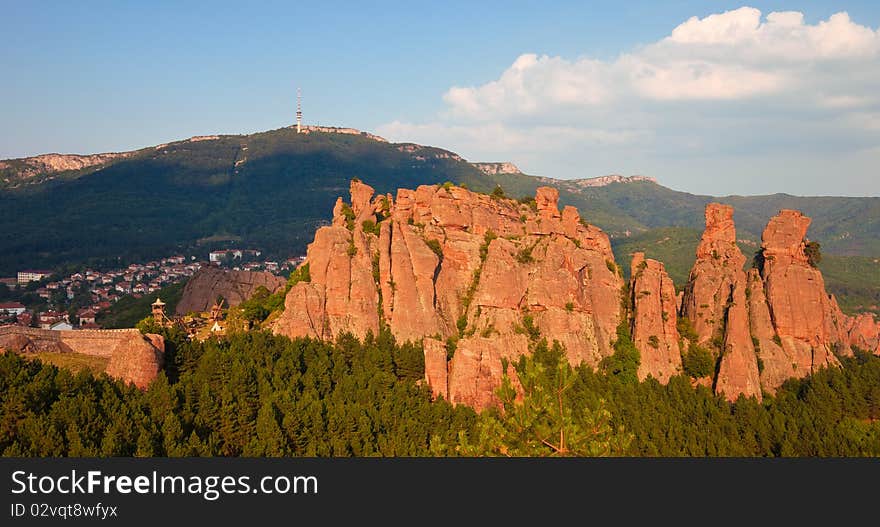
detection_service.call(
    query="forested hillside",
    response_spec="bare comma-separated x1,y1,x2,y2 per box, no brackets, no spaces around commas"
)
1,126,877,276
2,327,878,457
612,227,880,315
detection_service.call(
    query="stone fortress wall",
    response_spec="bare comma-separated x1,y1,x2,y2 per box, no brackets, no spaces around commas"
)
0,325,164,388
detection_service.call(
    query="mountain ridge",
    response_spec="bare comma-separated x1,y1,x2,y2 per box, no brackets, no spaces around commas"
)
0,125,876,278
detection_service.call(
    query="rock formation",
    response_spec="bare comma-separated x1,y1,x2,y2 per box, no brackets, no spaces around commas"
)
629,252,681,382
680,204,761,401
472,162,522,175
679,205,866,401
274,179,623,409
272,182,878,409
176,268,286,315
760,210,848,372
847,313,880,354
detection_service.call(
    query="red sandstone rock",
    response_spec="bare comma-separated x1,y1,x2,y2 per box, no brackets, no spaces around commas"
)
847,313,880,354
536,186,561,221
629,252,682,383
349,179,376,224
761,209,845,372
746,269,795,392
272,183,871,406
681,204,746,345
274,225,379,340
273,181,624,407
681,204,760,401
715,281,762,401
423,338,449,400
447,335,526,410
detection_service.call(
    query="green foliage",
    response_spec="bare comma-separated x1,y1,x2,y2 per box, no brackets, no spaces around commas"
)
490,184,506,200
459,342,632,456
456,316,468,335
346,239,357,257
819,255,880,316
361,220,380,236
804,240,822,267
340,203,356,231
565,302,575,312
0,330,476,457
238,285,286,324
514,314,541,342
602,321,640,384
442,181,454,190
518,195,538,212
605,259,618,275
676,317,699,343
682,343,714,378
98,281,186,329
647,335,660,349
425,238,443,260
479,230,497,261
287,263,311,290
4,328,880,457
445,336,458,360
516,245,535,264
773,334,783,347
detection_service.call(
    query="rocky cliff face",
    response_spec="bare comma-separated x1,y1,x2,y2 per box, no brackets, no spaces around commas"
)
760,210,848,372
677,205,872,401
0,152,132,187
274,180,624,409
272,182,879,409
176,268,286,315
847,313,880,354
471,162,522,175
680,204,761,401
629,252,681,382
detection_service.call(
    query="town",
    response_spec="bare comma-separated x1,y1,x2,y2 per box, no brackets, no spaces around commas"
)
0,249,304,330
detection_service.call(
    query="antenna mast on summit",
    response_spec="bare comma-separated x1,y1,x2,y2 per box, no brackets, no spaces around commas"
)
296,88,302,133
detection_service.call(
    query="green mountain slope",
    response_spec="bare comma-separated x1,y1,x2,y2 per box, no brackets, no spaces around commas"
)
0,128,486,274
1,126,877,278
612,227,880,315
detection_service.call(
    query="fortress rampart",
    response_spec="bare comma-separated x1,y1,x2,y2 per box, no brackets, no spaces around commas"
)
0,325,164,388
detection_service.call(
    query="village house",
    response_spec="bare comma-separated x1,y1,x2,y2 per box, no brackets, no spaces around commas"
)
17,269,53,283
39,311,68,329
0,301,26,316
78,308,98,324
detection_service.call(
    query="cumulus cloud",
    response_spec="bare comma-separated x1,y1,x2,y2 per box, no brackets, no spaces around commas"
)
376,7,880,195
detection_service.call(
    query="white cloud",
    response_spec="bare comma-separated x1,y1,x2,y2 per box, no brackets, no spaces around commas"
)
378,7,880,195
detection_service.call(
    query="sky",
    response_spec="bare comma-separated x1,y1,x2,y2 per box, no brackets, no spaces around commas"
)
2,1,879,196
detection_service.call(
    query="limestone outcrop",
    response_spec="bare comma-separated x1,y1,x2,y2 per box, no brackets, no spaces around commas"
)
176,268,286,315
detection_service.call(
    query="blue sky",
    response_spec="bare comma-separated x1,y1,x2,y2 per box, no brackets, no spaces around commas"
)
2,1,879,196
